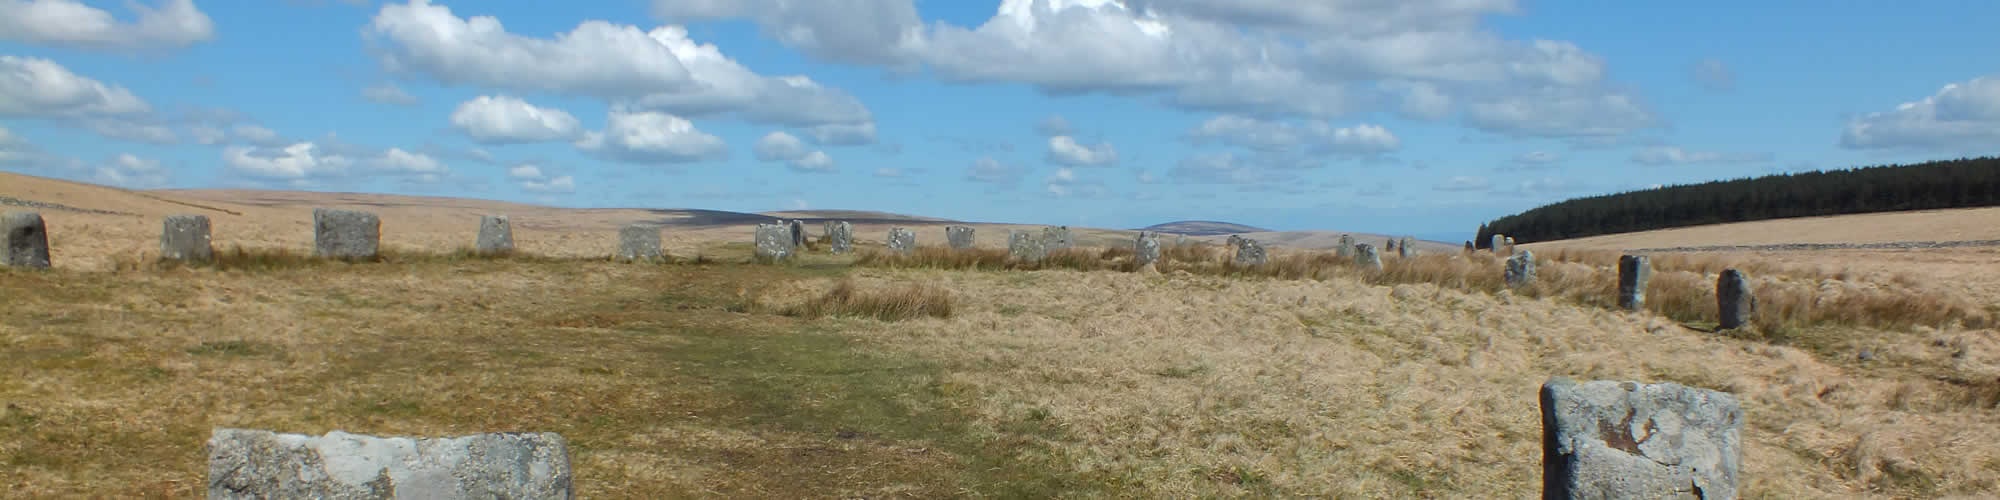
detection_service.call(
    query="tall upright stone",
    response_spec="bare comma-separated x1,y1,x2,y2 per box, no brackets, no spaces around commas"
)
312,208,380,259
1617,255,1652,311
1355,243,1383,273
887,227,916,254
824,221,853,254
1385,239,1396,253
1009,230,1046,262
1506,236,1517,254
1336,234,1356,258
946,225,976,250
475,215,513,255
207,428,573,500
1717,269,1754,330
1042,226,1073,250
1399,236,1415,258
161,215,214,263
1,211,51,269
1463,241,1475,253
1134,231,1162,268
1233,238,1267,267
616,224,662,261
1540,378,1742,500
788,219,806,248
1491,234,1507,254
754,223,794,261
1505,250,1536,288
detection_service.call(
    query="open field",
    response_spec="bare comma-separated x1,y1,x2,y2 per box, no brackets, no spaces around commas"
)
5,171,2000,497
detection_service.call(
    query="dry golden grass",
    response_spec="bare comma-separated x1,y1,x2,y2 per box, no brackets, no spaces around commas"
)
779,279,954,321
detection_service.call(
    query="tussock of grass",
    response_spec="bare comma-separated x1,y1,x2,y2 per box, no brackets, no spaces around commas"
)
782,279,954,321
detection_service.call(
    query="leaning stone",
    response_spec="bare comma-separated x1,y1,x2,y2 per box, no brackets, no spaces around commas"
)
1718,269,1754,330
1540,377,1742,500
1134,231,1162,268
824,221,853,254
1042,226,1073,250
788,219,805,248
1,211,52,269
1399,236,1415,258
1355,243,1382,273
161,215,214,263
312,208,380,259
1336,234,1356,258
1618,255,1651,311
1505,250,1536,288
946,225,975,250
616,224,662,261
1492,234,1507,254
1009,230,1046,262
475,215,513,255
887,227,916,254
754,223,794,261
206,428,572,500
1233,239,1267,267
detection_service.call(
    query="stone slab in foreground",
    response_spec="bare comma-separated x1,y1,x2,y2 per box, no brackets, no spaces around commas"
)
207,428,572,500
1541,378,1742,500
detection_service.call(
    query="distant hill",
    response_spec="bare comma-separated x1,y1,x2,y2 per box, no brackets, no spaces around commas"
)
1139,220,1272,236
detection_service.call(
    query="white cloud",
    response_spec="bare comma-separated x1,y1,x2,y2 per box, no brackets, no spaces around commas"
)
1692,58,1733,92
232,124,284,146
1630,146,1773,166
507,164,543,180
0,0,214,50
1047,136,1118,166
789,150,835,173
1186,115,1399,154
91,153,167,188
573,109,727,163
1042,166,1110,199
964,156,1026,184
1035,114,1074,136
753,131,808,161
374,147,444,174
650,0,924,66
1433,175,1490,192
521,175,575,194
1463,87,1654,138
803,121,877,145
0,55,149,117
450,95,582,144
362,82,420,106
874,167,902,178
1168,152,1293,185
190,124,226,145
222,142,353,181
86,119,177,144
1841,75,2000,151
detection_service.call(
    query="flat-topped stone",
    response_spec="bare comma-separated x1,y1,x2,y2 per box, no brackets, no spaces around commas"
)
824,221,852,254
946,225,975,250
207,428,573,500
887,227,916,254
1042,226,1073,250
1541,378,1742,500
755,223,794,261
1233,238,1267,267
313,208,380,259
475,215,513,255
161,214,214,263
616,224,662,261
1355,243,1382,273
1009,230,1046,262
1336,234,1356,258
1492,234,1506,254
1,211,51,269
1398,236,1415,258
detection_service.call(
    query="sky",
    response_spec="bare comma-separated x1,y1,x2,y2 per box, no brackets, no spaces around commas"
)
2,0,1997,243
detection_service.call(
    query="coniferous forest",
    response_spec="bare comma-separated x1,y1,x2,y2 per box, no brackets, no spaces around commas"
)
1475,156,2000,247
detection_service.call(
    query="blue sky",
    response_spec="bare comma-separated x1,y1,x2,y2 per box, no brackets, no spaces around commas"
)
2,0,1996,243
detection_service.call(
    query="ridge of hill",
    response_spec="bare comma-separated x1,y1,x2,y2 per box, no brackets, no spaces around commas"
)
1138,220,1272,236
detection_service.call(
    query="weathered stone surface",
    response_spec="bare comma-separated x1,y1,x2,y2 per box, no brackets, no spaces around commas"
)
1134,231,1162,267
207,428,573,500
1505,250,1536,288
1226,235,1244,248
1541,378,1742,500
754,223,794,261
1233,238,1267,267
946,225,975,250
475,216,513,255
313,208,380,259
1618,255,1651,311
1492,234,1507,254
1717,269,1754,330
1506,236,1517,254
788,220,806,248
887,227,916,254
616,224,662,261
160,215,214,262
1009,230,1046,262
824,221,853,254
1,211,51,269
1336,234,1356,258
1355,243,1382,273
1042,226,1073,250
1399,237,1415,258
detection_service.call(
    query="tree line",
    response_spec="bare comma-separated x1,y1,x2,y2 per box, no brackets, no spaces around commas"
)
1475,156,2000,247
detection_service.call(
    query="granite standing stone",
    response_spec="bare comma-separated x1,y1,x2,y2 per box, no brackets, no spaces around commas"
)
1355,243,1383,273
1492,234,1507,254
1464,241,1475,253
1,211,51,269
1042,226,1073,250
1336,234,1356,258
1540,378,1742,500
616,224,662,261
475,215,513,255
887,227,916,254
1226,235,1244,248
788,219,806,248
1505,250,1536,288
754,223,794,261
1506,236,1517,254
1134,231,1162,267
161,214,214,263
1617,255,1652,311
1233,238,1267,267
825,221,853,254
1009,230,1046,262
1718,269,1754,330
1399,236,1415,258
207,428,573,500
312,208,380,259
946,225,975,250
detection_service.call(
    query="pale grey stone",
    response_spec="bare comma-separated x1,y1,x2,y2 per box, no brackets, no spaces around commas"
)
1042,226,1073,250
824,221,852,254
1399,236,1415,258
946,225,975,250
1336,234,1356,258
615,224,662,261
1506,236,1517,254
160,215,214,263
1506,250,1536,288
313,208,380,259
1,211,51,269
475,216,513,255
754,223,794,261
1541,378,1742,500
1226,235,1244,249
1355,243,1382,273
1134,231,1162,267
1718,269,1754,330
788,220,805,248
206,428,573,500
887,227,916,254
1009,230,1046,262
1618,255,1651,311
1492,234,1507,254
1233,238,1267,267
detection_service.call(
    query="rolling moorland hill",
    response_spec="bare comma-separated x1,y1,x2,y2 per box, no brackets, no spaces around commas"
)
1137,220,1272,236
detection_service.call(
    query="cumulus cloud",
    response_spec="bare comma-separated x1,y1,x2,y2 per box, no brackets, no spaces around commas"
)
964,156,1027,184
506,163,574,193
1463,87,1654,138
789,150,835,173
1840,75,2000,151
189,124,226,145
1043,167,1110,199
374,147,444,174
91,153,167,187
1168,152,1294,185
1692,58,1733,91
803,121,877,145
450,95,582,144
232,124,285,146
1046,136,1118,166
1185,115,1399,154
1035,114,1074,136
573,109,727,163
753,131,808,161
508,164,543,179
362,82,420,106
0,0,214,50
1630,146,1773,166
223,142,353,181
0,56,150,117
650,0,924,66
86,119,177,144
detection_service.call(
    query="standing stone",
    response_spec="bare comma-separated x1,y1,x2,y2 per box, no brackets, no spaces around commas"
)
1463,241,1475,253
207,428,573,500
1492,234,1507,254
1226,235,1244,248
1233,239,1267,267
946,225,976,250
1042,226,1073,250
1717,269,1755,330
312,208,380,259
1540,378,1742,500
1175,235,1188,248
788,220,806,248
754,223,794,261
887,227,916,254
824,221,853,254
1009,230,1046,262
1506,236,1517,254
1,211,52,269
616,224,662,261
1134,231,1162,268
1355,243,1383,273
475,215,513,255
161,215,214,263
1617,255,1652,311
1336,234,1356,258
1505,250,1536,288
1399,236,1415,258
